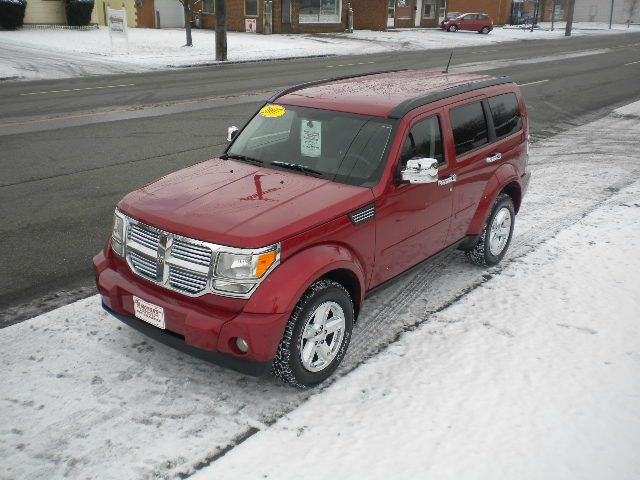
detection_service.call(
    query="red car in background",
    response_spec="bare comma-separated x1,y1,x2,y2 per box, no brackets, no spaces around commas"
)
441,13,494,34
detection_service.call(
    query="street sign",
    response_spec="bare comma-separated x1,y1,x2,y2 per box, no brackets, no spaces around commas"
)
245,18,257,32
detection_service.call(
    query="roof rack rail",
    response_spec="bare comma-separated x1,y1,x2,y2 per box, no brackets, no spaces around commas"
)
268,69,409,103
388,76,514,119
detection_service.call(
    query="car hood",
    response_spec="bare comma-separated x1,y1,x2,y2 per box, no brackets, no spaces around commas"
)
119,158,374,248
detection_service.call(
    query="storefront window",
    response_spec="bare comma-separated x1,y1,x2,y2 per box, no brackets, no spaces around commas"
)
300,0,342,23
245,0,258,16
423,0,436,18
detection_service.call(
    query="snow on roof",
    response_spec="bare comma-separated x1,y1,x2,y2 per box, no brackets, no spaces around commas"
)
278,70,492,117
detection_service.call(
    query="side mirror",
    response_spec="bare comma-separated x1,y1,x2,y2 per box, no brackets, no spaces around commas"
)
227,126,239,142
400,158,439,184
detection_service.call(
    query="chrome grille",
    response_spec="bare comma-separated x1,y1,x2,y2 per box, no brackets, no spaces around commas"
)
128,223,160,251
129,250,157,280
117,212,279,299
168,266,208,294
171,239,212,267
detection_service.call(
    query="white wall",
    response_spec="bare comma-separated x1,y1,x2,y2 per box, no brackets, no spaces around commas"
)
573,0,640,24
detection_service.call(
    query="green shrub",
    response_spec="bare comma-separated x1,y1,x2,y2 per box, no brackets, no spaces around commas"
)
0,0,27,30
65,0,94,26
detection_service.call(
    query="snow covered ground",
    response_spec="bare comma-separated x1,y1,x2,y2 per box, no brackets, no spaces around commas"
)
198,180,640,480
0,22,639,81
1,101,639,479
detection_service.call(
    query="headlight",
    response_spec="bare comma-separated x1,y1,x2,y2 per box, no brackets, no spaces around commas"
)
111,209,125,257
215,247,279,280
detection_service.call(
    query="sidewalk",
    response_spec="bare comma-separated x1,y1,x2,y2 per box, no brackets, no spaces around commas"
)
1,22,639,81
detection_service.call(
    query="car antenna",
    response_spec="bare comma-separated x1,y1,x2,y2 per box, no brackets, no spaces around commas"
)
442,51,454,74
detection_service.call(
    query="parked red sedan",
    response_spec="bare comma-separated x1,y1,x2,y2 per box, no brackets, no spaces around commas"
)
441,13,494,34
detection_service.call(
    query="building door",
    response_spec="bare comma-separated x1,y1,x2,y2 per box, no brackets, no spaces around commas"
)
387,0,395,27
282,0,292,32
395,0,413,21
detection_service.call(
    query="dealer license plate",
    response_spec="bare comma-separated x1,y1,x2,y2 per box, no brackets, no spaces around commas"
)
132,296,165,329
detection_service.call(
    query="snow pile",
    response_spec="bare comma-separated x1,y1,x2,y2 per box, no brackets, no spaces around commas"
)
197,178,640,480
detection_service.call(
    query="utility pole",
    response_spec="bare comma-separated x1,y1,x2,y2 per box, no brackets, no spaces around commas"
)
609,0,615,29
551,0,556,30
565,0,575,36
215,0,227,61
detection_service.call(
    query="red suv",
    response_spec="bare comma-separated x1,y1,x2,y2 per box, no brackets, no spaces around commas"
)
441,12,494,34
94,70,530,387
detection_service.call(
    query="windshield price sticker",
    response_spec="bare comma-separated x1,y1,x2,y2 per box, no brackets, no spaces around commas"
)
260,104,286,118
301,120,321,158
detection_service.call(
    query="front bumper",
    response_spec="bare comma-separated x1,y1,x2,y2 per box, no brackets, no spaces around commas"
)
94,247,290,372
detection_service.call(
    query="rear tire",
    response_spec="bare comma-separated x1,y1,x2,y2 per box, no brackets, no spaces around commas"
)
466,194,515,266
272,279,353,388
480,26,490,34
448,25,458,32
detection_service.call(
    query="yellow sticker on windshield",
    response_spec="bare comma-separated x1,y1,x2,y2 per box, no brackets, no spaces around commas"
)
260,104,286,118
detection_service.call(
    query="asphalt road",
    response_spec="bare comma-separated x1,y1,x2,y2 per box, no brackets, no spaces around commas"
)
1,31,640,324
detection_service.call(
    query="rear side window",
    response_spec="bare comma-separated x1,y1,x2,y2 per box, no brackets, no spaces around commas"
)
450,101,489,156
488,93,522,139
478,15,488,20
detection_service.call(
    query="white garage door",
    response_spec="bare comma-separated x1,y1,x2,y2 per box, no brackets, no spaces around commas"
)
155,0,184,28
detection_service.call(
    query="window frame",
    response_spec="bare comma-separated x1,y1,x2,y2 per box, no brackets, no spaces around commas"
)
448,98,493,160
202,0,215,14
244,0,259,17
422,0,436,19
395,112,447,182
299,0,343,24
487,92,523,141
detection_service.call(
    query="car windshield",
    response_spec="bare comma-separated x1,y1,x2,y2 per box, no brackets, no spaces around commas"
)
227,104,395,187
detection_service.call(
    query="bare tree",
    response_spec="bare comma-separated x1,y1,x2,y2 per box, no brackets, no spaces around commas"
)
178,0,193,46
565,0,575,35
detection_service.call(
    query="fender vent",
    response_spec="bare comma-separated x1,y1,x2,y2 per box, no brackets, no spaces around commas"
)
349,204,376,225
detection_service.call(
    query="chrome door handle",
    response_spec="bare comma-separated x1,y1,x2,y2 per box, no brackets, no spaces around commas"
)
437,174,456,187
486,153,502,163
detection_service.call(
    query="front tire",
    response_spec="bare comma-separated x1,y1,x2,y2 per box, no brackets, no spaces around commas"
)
448,25,458,32
272,279,353,388
466,194,515,266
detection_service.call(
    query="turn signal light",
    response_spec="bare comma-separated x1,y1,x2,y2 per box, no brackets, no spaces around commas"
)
255,251,277,277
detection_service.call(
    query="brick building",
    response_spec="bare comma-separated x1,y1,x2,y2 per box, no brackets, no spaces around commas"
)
137,0,447,32
138,0,352,32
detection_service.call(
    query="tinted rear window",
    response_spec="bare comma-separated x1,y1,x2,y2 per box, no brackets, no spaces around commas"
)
450,101,489,156
488,93,522,139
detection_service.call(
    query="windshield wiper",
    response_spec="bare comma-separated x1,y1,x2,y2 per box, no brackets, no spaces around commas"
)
220,153,263,166
271,161,324,178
